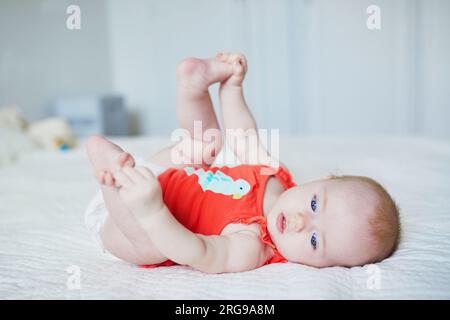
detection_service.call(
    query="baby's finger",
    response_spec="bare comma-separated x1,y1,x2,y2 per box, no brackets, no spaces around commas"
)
113,170,132,189
136,167,155,180
122,166,145,182
233,61,244,74
237,53,248,72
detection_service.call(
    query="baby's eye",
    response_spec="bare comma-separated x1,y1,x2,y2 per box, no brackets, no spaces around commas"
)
311,232,318,250
311,195,318,213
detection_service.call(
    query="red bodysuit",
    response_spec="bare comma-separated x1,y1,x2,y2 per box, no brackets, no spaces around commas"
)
141,164,297,268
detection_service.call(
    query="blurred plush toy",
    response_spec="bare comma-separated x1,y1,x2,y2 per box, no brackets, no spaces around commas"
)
0,106,77,152
27,117,77,151
0,105,29,131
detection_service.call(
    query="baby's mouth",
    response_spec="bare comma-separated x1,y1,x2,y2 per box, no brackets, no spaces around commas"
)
276,212,286,234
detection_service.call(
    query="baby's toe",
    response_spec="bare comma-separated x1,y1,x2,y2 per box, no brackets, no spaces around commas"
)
118,152,135,168
97,170,107,184
104,172,115,186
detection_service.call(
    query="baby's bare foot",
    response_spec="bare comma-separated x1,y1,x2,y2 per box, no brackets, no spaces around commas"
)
176,57,235,92
215,52,247,88
86,135,135,186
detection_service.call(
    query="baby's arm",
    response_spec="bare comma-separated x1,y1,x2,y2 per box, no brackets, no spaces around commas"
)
113,166,268,273
143,207,268,273
195,231,268,273
219,55,281,170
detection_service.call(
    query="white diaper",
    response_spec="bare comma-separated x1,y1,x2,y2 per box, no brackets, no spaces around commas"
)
84,156,168,255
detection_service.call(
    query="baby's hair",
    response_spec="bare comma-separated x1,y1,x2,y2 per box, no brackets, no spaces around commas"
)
328,174,401,264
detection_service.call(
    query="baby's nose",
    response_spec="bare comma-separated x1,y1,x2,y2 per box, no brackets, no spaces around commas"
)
291,213,307,233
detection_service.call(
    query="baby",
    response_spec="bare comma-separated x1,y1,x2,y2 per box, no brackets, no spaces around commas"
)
85,53,400,273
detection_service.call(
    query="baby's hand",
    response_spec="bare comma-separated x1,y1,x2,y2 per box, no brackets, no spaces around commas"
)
113,166,164,220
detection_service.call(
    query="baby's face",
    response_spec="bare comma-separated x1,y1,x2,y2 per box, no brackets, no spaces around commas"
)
267,178,378,267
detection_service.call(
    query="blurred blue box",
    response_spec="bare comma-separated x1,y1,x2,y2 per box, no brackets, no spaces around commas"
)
52,95,129,137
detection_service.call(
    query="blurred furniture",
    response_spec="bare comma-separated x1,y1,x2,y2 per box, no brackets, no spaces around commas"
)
53,95,128,137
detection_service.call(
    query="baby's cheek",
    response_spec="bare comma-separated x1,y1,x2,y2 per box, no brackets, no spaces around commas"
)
279,237,307,261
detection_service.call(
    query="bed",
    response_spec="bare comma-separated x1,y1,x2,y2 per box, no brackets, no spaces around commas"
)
1,135,449,299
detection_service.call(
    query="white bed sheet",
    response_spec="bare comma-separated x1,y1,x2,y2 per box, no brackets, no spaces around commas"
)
1,135,449,299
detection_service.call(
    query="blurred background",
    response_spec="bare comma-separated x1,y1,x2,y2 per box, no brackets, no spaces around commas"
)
0,0,449,140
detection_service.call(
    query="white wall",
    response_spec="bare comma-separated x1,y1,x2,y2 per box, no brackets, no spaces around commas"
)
107,0,450,139
107,0,301,135
0,0,113,121
415,0,450,138
1,0,448,139
303,0,413,135
302,0,450,138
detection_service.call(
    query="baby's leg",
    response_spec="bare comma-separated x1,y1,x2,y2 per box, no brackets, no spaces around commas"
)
99,215,161,265
150,56,236,167
86,135,166,265
175,56,234,134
